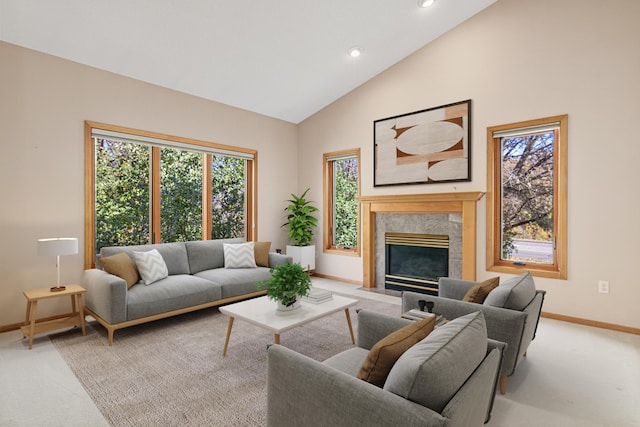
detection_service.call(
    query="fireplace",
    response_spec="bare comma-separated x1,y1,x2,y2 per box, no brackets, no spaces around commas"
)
359,192,484,288
385,233,449,295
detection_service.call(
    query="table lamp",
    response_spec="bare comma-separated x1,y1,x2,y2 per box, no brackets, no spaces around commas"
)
37,237,78,292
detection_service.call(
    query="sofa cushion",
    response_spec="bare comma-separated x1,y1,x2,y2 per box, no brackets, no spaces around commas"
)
484,272,535,310
357,315,436,387
133,249,169,285
254,241,271,267
194,267,272,299
99,252,140,289
463,276,500,304
126,274,222,320
185,238,245,274
384,311,487,413
224,242,257,268
323,347,371,377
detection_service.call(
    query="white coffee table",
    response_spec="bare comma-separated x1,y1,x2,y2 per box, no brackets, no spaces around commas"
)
219,294,358,356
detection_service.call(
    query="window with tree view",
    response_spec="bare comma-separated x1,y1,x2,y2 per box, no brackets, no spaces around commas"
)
86,123,256,268
487,115,567,279
323,149,360,255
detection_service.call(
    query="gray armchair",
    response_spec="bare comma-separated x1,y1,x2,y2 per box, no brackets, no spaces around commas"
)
267,310,504,427
402,272,545,394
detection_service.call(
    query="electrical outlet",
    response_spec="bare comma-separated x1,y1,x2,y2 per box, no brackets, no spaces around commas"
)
598,280,609,294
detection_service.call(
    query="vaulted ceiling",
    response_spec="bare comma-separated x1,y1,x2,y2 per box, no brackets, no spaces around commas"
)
0,0,496,123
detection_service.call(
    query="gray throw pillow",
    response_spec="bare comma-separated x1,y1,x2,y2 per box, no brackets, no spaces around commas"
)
383,311,487,413
484,271,535,310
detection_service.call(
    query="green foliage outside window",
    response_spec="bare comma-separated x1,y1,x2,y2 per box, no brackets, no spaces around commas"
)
95,139,150,252
333,158,358,247
211,155,245,239
160,148,203,242
94,139,246,253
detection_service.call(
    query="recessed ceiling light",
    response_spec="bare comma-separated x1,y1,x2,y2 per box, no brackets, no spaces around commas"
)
348,46,362,58
418,0,435,7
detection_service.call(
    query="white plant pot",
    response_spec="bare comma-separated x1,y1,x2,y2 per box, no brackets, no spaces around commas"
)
286,245,315,271
276,298,301,313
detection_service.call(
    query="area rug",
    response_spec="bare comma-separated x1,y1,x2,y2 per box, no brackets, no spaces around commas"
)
51,294,401,426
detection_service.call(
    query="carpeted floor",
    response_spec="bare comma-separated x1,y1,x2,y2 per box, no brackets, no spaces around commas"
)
51,294,400,427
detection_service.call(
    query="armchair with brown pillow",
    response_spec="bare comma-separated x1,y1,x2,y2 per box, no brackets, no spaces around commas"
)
267,310,504,427
402,272,546,394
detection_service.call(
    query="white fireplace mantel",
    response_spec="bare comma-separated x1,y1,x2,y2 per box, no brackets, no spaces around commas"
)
358,192,485,288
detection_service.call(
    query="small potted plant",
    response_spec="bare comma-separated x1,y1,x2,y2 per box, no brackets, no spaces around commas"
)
283,188,319,270
257,263,312,312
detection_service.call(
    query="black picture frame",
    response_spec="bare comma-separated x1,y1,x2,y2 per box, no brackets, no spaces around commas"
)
374,99,471,187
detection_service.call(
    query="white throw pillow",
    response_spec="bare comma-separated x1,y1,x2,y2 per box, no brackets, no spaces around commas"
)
133,249,169,285
224,242,257,269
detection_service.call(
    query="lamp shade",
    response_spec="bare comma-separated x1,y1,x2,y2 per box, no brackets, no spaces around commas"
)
37,238,78,257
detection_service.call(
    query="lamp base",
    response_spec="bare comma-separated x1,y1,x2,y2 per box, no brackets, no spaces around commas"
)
50,286,66,292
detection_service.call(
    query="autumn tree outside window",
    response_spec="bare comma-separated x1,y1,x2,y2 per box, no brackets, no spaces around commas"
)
486,115,568,279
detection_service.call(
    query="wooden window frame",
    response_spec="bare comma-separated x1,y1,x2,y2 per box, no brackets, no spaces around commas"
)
486,115,568,279
323,148,361,257
84,121,257,269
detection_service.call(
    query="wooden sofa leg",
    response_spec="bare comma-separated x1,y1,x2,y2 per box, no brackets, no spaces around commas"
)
108,329,114,346
499,374,507,394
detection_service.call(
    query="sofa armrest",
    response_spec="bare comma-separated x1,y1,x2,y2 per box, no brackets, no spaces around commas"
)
356,309,412,350
402,294,526,377
442,347,502,426
267,345,446,427
82,269,128,324
268,252,292,267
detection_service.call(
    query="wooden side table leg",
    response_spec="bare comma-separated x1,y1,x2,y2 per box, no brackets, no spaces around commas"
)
223,317,234,356
77,293,86,336
70,294,77,314
344,308,355,344
23,301,32,338
28,300,38,350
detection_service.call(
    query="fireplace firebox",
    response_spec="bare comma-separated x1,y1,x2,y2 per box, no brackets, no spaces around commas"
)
385,233,449,295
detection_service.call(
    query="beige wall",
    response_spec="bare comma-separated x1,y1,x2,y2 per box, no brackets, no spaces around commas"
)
0,41,298,327
298,0,640,329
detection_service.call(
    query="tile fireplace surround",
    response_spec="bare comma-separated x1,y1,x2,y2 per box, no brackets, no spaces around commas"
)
358,192,485,289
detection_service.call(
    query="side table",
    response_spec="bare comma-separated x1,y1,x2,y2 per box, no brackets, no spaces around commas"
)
21,284,87,349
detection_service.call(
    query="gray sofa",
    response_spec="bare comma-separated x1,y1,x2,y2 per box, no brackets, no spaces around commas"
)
267,310,504,427
402,272,545,394
83,238,290,345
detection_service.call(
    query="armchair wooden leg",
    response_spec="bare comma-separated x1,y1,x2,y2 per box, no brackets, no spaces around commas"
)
499,374,507,394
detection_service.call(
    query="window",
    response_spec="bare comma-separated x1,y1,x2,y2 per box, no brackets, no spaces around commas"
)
85,122,256,268
486,115,567,279
323,149,360,256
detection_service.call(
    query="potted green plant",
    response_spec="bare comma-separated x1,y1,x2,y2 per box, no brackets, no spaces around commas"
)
257,263,312,312
283,188,319,270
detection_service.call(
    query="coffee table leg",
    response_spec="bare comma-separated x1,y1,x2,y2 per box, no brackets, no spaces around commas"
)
223,316,234,356
274,334,280,345
344,308,355,344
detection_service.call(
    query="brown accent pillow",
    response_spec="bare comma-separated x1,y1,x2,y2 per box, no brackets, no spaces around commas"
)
100,252,140,289
462,277,500,304
254,241,271,267
357,316,436,387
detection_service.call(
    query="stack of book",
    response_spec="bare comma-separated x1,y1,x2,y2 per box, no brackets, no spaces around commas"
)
302,287,333,304
401,309,436,321
401,310,446,327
